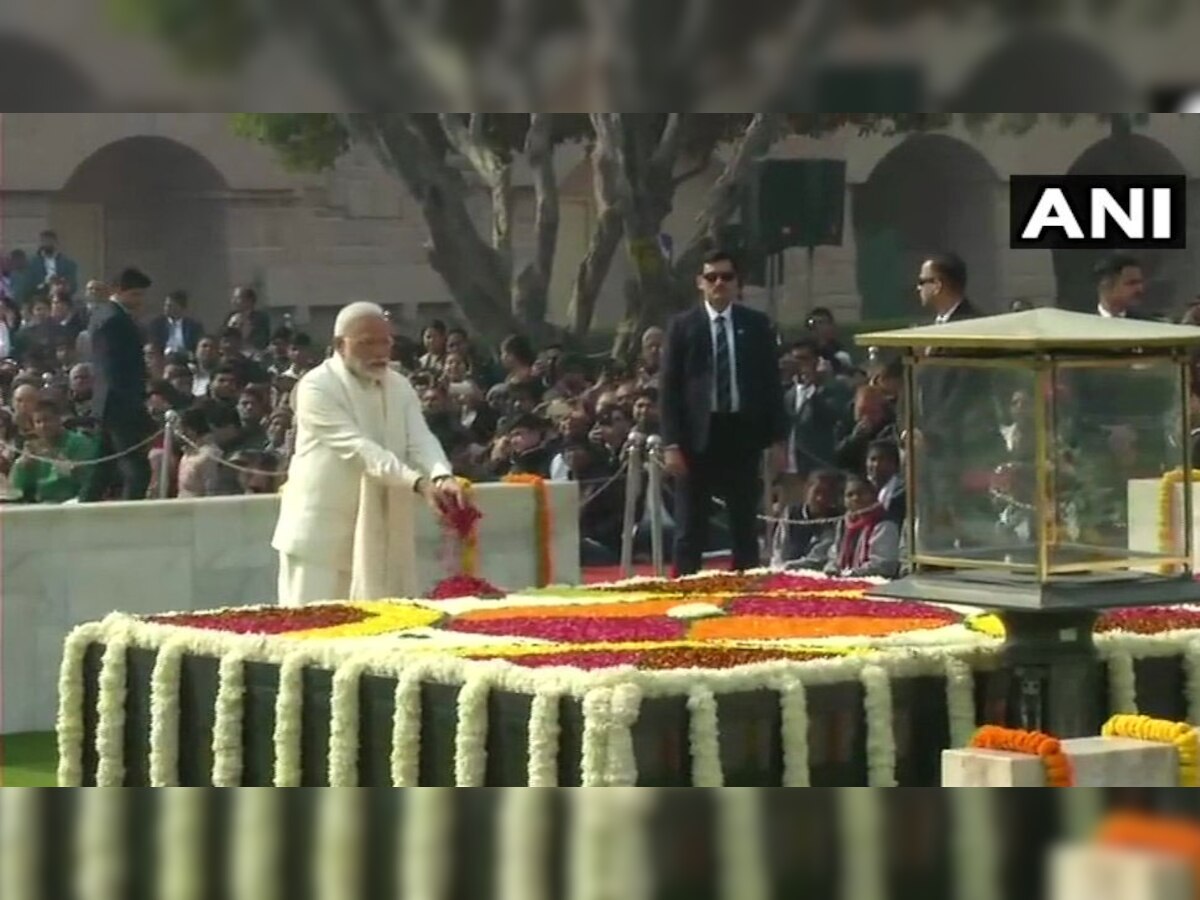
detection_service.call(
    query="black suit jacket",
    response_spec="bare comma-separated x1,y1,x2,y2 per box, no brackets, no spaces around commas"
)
785,378,852,475
660,303,788,456
146,315,203,354
88,300,150,427
917,298,998,456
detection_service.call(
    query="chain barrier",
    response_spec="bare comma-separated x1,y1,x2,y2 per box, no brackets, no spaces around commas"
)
1,427,164,468
171,427,285,478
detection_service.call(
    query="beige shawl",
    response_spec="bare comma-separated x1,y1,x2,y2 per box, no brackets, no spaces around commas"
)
330,359,421,601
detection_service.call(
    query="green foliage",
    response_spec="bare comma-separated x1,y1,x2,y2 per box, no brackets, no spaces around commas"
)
110,0,260,72
229,114,350,172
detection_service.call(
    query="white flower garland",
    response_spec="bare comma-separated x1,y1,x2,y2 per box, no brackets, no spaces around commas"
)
157,789,205,900
526,690,561,786
1105,647,1139,714
211,654,246,787
74,789,125,900
149,642,186,786
951,789,1000,900
944,657,977,747
605,683,643,786
777,677,810,786
687,686,724,787
499,789,550,900
580,688,612,787
402,789,453,900
454,672,492,786
568,789,607,900
230,790,280,900
328,659,367,786
717,789,768,900
95,640,129,787
56,622,103,786
837,789,885,900
315,789,361,900
1,789,39,900
273,654,305,786
861,664,898,787
390,669,424,787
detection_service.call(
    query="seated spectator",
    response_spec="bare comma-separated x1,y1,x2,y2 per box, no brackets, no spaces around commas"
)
631,387,659,436
173,407,236,498
498,413,553,477
207,404,246,496
865,439,905,524
10,381,40,446
10,398,97,503
163,362,194,400
454,381,497,445
550,409,593,480
63,363,98,435
635,326,663,387
13,295,68,369
421,383,468,452
265,408,293,458
231,449,283,494
500,333,537,385
204,364,244,412
217,327,269,384
812,475,901,578
834,384,897,476
235,386,271,451
564,438,624,565
283,332,317,380
807,307,854,376
264,327,294,376
443,351,478,397
419,319,448,373
589,405,632,466
785,470,842,565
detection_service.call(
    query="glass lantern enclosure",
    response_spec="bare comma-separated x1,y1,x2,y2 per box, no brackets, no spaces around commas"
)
857,309,1200,609
906,353,1189,579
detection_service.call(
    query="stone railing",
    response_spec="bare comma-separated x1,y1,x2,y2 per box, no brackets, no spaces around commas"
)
1,484,579,734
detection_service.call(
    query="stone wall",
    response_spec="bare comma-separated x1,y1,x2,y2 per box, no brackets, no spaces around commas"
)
0,483,580,734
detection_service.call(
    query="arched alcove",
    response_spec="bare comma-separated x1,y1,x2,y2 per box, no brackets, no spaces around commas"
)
955,31,1136,112
0,33,98,110
1053,134,1190,315
854,134,1000,320
60,137,231,328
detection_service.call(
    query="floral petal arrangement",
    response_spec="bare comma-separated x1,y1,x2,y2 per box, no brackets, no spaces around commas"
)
58,567,1200,788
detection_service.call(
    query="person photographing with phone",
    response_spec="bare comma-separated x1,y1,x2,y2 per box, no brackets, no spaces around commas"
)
659,250,789,576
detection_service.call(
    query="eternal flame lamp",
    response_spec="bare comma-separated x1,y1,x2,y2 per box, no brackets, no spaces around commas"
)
857,308,1200,737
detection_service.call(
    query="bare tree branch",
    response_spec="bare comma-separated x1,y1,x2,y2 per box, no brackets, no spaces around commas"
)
437,112,514,265
651,113,684,171
671,146,716,188
676,113,785,274
513,113,560,322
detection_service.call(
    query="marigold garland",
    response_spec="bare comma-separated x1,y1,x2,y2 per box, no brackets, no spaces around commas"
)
1158,469,1200,573
502,473,553,586
1102,714,1200,787
1097,811,1200,894
969,725,1074,787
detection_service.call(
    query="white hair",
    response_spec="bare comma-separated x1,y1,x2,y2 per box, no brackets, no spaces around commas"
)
333,301,388,338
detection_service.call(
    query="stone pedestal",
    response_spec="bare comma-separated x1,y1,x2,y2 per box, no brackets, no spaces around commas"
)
1050,844,1193,900
942,737,1180,787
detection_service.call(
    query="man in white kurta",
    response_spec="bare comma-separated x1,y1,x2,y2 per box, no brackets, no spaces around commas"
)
272,302,462,606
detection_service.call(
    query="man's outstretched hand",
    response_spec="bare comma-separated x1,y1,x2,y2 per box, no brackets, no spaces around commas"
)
420,475,465,514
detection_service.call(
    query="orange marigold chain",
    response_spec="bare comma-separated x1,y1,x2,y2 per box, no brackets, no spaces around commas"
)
1157,468,1200,573
501,473,554,587
1103,714,1199,787
1097,811,1200,899
969,725,1075,787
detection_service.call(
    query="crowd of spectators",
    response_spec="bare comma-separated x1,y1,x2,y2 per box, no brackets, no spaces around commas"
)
9,232,1176,571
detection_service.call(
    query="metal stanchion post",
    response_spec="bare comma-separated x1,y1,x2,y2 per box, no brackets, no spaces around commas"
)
761,451,774,561
645,435,665,577
619,431,644,578
160,410,177,500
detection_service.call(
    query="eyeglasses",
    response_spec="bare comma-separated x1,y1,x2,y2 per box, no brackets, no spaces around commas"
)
702,271,737,284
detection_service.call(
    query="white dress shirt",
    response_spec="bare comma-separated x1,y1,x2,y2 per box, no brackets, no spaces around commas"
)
934,300,963,325
705,301,740,413
165,318,187,354
1097,303,1125,319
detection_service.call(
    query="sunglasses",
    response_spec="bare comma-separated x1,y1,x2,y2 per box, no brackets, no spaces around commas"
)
702,271,737,283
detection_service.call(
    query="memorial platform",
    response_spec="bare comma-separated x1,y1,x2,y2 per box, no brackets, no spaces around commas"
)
2,484,579,734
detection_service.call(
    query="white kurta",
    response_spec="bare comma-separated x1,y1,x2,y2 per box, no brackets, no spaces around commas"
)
272,354,452,606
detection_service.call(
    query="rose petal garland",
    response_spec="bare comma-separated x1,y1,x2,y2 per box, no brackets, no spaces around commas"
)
439,477,482,577
447,615,685,644
502,473,553,586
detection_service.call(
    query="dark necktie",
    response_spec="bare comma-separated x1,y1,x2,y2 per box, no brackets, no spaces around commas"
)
714,314,732,412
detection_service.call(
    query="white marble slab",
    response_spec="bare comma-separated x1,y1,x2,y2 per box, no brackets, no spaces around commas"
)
1128,478,1200,568
1050,844,1193,900
943,737,1181,787
942,748,1047,787
1,483,580,734
1066,736,1179,787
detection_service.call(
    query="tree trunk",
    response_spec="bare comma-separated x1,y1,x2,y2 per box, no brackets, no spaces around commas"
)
567,138,625,337
512,113,559,327
344,113,524,348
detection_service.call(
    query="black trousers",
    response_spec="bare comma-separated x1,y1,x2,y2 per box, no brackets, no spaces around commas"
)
672,413,762,576
82,418,153,502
